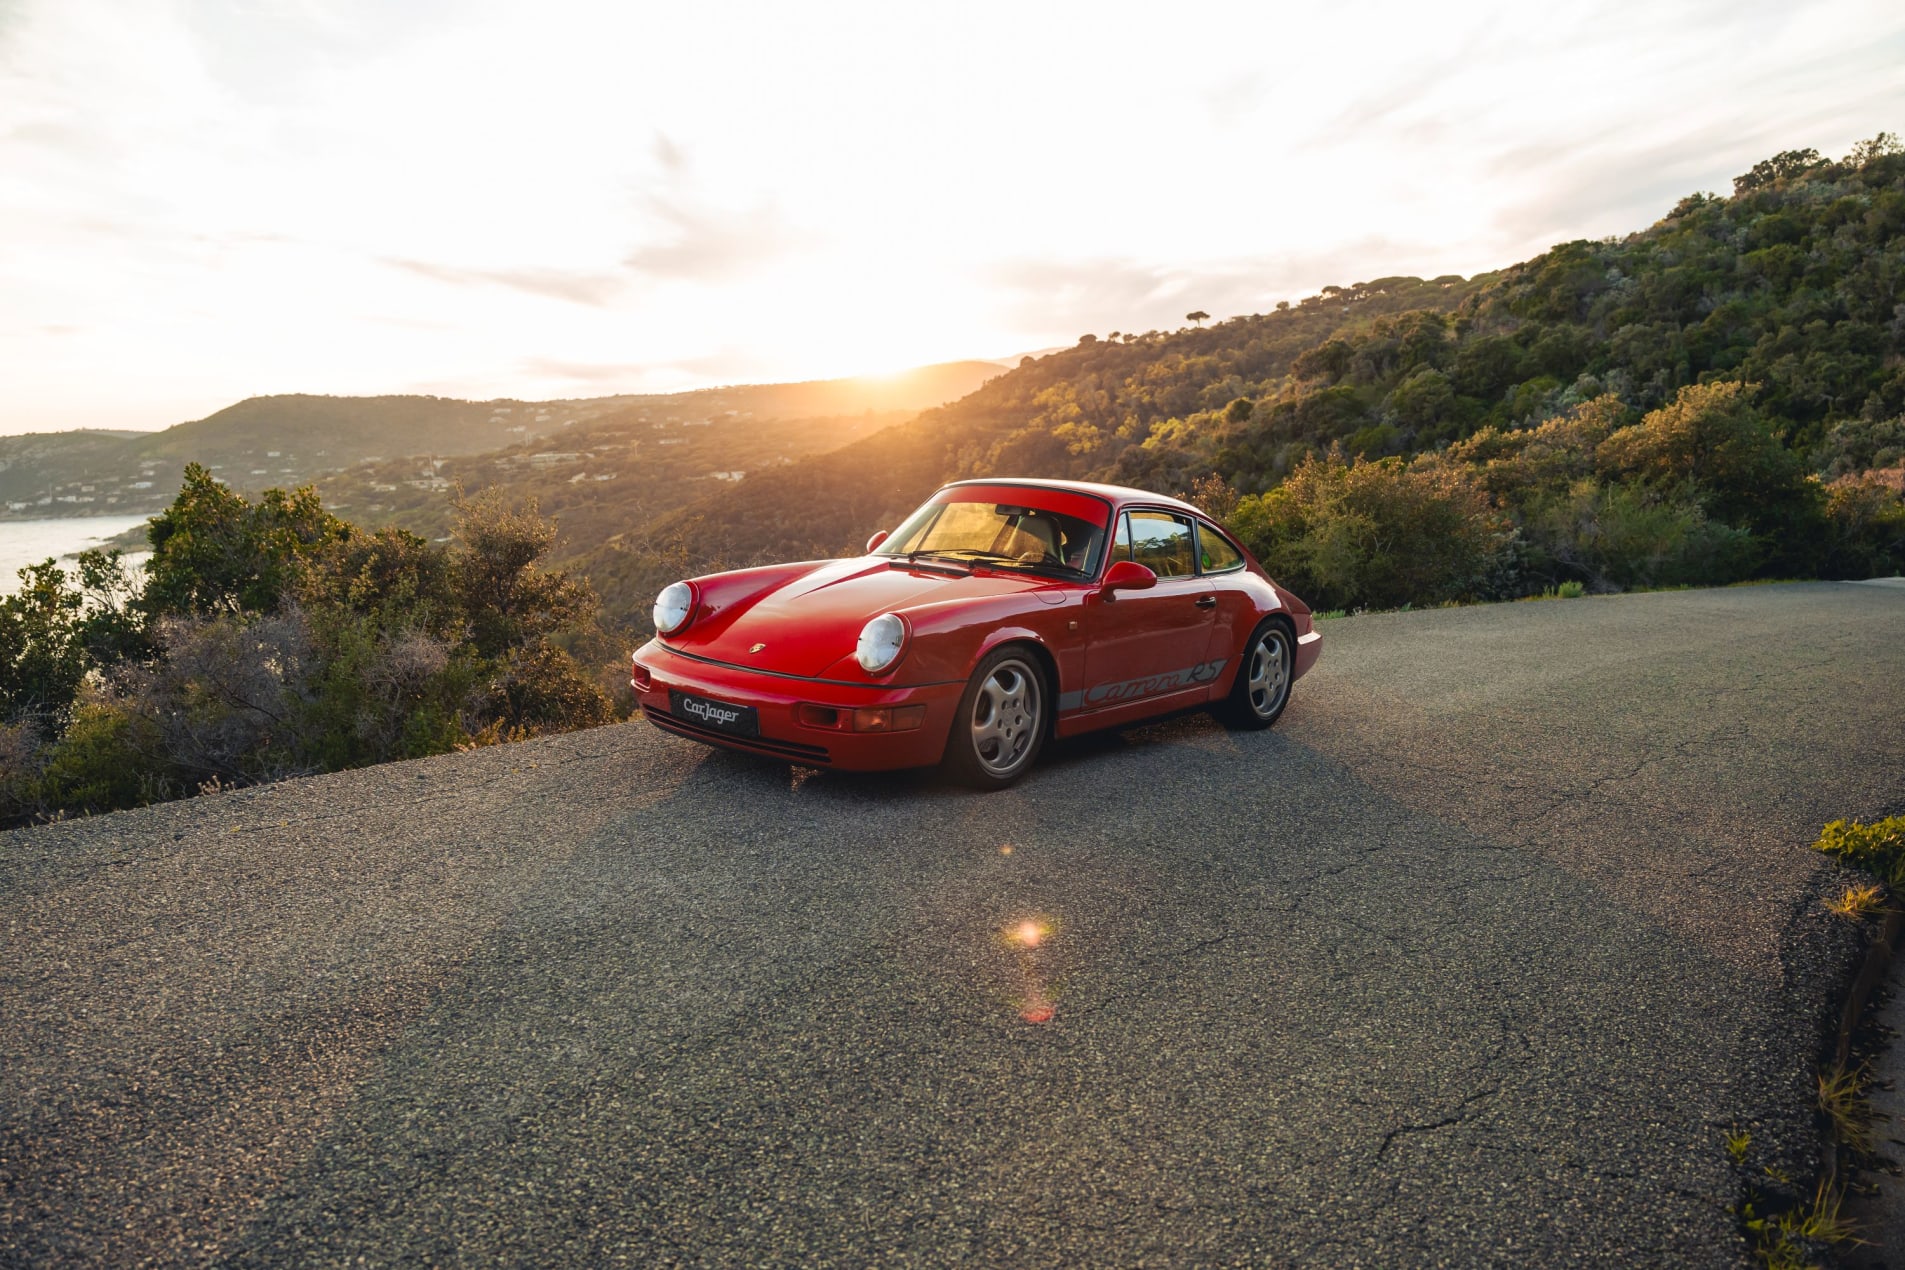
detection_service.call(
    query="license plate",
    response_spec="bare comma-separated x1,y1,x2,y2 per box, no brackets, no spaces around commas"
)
670,690,759,738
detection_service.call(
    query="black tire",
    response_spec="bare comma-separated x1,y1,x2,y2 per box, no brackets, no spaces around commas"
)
942,647,1048,789
1215,618,1295,731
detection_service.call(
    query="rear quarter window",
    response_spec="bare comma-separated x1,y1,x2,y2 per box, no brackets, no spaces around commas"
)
1197,523,1244,573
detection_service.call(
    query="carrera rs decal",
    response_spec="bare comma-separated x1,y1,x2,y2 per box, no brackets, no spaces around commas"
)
1057,659,1226,712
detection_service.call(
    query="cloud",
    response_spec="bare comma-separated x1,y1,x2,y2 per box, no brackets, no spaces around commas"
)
622,196,812,282
384,257,626,306
513,350,771,395
515,356,653,386
652,131,687,175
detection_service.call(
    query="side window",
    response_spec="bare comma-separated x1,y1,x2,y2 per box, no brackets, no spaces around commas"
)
1126,511,1196,578
1112,513,1135,563
1196,522,1244,573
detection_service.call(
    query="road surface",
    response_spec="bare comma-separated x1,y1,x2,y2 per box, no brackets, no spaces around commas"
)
4,581,1903,1266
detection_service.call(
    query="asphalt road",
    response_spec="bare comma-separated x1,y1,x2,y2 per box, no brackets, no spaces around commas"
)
4,581,1904,1267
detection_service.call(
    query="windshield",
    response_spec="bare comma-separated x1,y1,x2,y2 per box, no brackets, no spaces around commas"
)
877,497,1108,577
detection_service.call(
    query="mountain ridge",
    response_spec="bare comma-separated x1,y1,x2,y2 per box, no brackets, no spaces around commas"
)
0,361,1007,522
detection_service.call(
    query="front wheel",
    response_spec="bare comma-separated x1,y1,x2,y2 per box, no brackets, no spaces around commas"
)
943,648,1047,789
1215,619,1294,730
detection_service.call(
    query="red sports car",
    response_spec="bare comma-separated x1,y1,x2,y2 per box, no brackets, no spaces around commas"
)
630,479,1322,788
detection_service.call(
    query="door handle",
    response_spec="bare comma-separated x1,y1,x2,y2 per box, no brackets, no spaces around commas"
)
1194,595,1217,609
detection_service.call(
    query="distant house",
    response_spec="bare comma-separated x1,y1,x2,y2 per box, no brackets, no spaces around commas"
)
528,452,582,466
710,470,746,481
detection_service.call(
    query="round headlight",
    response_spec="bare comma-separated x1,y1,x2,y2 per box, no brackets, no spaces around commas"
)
856,613,906,674
653,581,694,635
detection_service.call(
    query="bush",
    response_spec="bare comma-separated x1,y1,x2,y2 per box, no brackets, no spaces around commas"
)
1229,449,1517,610
1524,479,1757,591
34,697,172,817
1820,475,1905,579
1596,382,1813,537
1813,815,1905,887
143,464,347,618
1816,416,1905,481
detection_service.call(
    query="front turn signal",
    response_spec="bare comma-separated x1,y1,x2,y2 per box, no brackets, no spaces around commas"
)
853,705,926,733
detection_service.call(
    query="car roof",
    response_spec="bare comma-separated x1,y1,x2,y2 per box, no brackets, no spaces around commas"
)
939,477,1210,519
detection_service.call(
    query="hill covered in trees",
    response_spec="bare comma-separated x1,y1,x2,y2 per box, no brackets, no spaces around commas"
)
588,135,1905,616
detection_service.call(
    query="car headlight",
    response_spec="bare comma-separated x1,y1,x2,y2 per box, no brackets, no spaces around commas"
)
856,613,906,674
653,581,694,635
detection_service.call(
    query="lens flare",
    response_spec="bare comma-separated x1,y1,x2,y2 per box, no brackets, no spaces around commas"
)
1012,920,1043,948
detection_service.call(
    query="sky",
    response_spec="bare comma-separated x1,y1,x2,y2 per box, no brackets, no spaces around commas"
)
2,0,1902,434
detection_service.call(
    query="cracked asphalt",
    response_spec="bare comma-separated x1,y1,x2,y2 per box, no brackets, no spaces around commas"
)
4,580,1903,1267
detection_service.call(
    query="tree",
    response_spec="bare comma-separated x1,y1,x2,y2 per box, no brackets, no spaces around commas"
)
0,561,88,732
1596,382,1807,530
1732,148,1824,195
449,488,598,659
1186,311,1210,327
143,464,348,617
1846,132,1902,167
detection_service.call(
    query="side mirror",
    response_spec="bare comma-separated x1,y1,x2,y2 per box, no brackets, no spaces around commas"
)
1101,560,1157,598
865,529,889,553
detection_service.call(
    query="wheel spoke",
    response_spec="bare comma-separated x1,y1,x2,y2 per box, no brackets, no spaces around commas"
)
970,658,1042,775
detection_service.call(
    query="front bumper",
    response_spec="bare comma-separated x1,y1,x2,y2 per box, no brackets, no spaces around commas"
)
632,639,965,771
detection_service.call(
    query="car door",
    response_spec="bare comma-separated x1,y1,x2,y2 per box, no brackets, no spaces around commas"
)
1194,518,1257,672
1075,509,1220,713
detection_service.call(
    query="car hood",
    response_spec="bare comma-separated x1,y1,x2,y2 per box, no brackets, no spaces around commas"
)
684,557,1059,679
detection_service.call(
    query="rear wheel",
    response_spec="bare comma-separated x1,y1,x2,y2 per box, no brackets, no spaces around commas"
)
1215,619,1294,730
943,648,1047,789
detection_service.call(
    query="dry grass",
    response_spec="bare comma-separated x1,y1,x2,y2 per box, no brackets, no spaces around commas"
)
1817,1065,1873,1156
1825,881,1889,922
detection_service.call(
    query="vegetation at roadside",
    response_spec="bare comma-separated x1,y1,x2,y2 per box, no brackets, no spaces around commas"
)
1729,813,1905,1268
0,465,615,824
1814,815,1905,886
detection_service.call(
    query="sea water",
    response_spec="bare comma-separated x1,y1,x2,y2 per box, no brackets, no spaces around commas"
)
0,514,153,593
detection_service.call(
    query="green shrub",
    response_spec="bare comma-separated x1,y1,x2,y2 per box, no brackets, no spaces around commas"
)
1820,475,1905,579
1525,479,1756,591
1229,449,1516,611
35,699,173,817
1813,815,1905,886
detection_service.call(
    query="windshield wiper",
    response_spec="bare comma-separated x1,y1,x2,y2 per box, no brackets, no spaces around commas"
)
889,549,973,572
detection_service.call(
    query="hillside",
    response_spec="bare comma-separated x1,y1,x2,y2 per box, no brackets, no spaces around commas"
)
0,361,1005,522
568,138,1905,618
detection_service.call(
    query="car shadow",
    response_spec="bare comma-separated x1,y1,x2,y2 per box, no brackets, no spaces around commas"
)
664,705,1234,802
